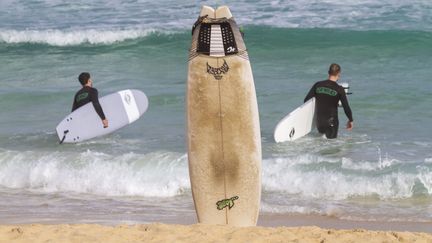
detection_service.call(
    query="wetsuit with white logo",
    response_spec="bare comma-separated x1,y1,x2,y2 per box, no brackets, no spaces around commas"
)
304,80,353,139
72,86,106,120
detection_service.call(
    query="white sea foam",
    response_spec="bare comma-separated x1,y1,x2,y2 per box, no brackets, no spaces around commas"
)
341,157,400,171
262,156,421,200
0,0,430,48
260,202,320,214
0,149,190,197
0,149,429,199
417,167,432,194
0,28,160,46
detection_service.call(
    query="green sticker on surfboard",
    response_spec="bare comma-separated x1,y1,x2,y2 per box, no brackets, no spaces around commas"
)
216,196,239,210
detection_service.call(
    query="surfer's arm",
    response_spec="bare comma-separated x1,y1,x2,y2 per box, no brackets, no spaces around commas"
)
304,84,316,103
89,89,106,121
340,92,353,122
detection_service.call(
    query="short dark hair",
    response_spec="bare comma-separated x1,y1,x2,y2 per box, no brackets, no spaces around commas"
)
328,63,341,76
78,72,91,85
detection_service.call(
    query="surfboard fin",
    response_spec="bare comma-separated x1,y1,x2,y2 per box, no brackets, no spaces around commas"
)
59,130,69,144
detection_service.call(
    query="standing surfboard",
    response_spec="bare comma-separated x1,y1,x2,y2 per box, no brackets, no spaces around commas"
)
274,97,316,142
187,6,262,226
56,89,148,143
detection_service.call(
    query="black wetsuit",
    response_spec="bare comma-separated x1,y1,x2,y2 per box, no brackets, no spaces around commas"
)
304,80,353,139
72,86,106,120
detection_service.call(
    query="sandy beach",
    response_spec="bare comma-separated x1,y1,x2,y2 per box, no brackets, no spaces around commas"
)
1,223,432,243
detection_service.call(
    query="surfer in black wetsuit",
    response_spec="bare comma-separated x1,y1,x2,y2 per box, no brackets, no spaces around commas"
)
72,72,108,128
304,63,353,139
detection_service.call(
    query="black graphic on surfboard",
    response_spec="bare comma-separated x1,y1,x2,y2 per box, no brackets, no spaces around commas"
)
207,60,229,80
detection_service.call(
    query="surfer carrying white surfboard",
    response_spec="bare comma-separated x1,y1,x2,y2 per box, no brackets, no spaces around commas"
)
72,72,109,128
304,63,353,139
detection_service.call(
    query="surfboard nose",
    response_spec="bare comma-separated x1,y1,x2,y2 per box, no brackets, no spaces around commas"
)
200,5,233,19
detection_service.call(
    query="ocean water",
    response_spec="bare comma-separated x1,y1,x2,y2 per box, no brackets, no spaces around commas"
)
1,0,432,226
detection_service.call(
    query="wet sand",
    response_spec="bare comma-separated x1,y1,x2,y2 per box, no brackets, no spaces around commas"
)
2,222,432,243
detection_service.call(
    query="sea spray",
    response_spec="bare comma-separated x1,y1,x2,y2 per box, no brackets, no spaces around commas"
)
0,149,189,197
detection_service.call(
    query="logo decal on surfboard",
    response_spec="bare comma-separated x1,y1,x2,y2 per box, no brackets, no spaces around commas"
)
226,46,236,53
289,127,295,139
207,60,229,80
216,196,239,210
124,93,131,105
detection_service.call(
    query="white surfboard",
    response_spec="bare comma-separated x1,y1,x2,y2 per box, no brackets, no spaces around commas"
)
274,97,316,142
187,6,262,226
56,89,148,143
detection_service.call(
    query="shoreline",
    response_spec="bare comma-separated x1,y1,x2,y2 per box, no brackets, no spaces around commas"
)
1,223,432,243
258,214,432,234
2,213,431,234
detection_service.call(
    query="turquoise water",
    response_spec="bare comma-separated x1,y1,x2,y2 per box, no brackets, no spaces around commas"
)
0,0,431,225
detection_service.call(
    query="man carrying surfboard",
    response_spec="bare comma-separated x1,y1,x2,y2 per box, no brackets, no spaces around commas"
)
304,63,353,139
72,72,109,128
